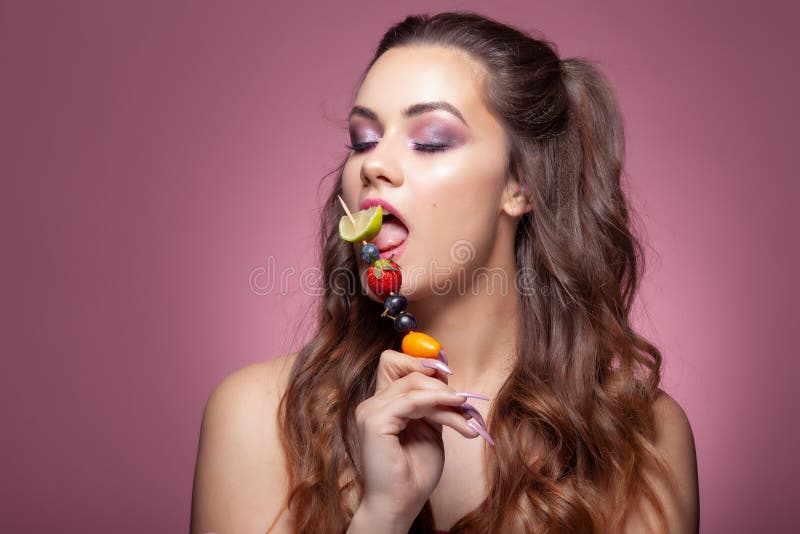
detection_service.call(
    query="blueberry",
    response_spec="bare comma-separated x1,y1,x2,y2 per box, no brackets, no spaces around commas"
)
361,243,380,264
394,312,417,333
384,294,408,315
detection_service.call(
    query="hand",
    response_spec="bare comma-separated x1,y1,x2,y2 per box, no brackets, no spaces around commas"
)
348,349,483,531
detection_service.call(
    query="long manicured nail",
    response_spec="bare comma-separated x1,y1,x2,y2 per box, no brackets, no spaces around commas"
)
460,402,487,429
420,358,453,375
466,421,495,447
437,349,448,365
454,392,491,401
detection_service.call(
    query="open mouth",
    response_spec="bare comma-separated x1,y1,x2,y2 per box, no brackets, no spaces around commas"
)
372,213,409,259
378,237,408,260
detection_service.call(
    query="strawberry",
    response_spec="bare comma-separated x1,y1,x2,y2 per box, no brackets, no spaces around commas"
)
367,257,402,298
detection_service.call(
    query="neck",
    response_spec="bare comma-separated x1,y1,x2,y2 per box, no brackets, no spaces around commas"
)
411,217,521,391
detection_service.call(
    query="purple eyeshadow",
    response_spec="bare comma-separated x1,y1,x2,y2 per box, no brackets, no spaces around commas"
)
348,115,469,146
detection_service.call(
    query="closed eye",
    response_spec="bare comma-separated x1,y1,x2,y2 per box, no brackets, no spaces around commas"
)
345,142,450,154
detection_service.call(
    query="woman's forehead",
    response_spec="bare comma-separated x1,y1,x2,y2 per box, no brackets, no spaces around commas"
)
354,46,487,122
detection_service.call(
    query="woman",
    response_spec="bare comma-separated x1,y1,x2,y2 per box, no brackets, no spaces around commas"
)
191,11,699,534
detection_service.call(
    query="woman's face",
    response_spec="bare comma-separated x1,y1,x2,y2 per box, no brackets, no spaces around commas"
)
342,45,521,300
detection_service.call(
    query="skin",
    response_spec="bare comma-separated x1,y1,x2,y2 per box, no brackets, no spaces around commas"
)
190,45,699,533
341,45,528,389
341,44,531,530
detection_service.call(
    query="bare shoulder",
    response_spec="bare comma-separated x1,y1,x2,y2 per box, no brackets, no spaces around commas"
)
211,352,298,407
622,388,700,533
190,352,299,534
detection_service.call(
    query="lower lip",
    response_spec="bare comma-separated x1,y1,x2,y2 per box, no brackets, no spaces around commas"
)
379,237,408,260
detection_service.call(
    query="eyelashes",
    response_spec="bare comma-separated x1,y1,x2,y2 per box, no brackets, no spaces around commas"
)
345,141,450,154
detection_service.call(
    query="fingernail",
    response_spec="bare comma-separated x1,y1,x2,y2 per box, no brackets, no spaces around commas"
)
420,358,453,375
437,349,448,365
466,421,495,447
460,402,487,429
454,392,491,401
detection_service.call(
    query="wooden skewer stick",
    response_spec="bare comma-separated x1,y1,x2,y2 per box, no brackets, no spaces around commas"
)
337,195,356,225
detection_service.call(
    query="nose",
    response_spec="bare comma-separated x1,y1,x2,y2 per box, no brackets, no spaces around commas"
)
360,136,404,189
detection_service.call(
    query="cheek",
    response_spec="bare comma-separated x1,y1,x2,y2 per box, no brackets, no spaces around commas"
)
408,157,503,261
412,137,504,194
411,194,497,271
412,155,501,225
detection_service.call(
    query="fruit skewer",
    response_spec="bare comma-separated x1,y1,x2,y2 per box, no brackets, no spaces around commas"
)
337,195,446,363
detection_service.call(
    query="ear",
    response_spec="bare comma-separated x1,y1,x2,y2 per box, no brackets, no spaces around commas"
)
500,178,533,217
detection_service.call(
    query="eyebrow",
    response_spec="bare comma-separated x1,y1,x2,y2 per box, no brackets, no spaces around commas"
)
348,101,469,127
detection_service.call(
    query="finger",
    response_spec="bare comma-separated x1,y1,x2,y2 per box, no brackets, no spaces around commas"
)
421,408,480,440
393,397,479,440
420,357,451,385
379,368,454,399
357,373,454,421
364,388,468,436
460,402,487,429
375,349,453,392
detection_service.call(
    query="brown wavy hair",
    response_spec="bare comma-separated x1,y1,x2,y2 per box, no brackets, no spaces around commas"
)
274,10,678,534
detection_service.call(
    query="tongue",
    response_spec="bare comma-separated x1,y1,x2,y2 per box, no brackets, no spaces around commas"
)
371,219,409,251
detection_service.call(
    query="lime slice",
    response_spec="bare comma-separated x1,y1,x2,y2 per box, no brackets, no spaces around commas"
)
339,205,383,242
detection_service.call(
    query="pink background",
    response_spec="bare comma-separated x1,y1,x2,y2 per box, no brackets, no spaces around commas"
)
3,1,796,532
